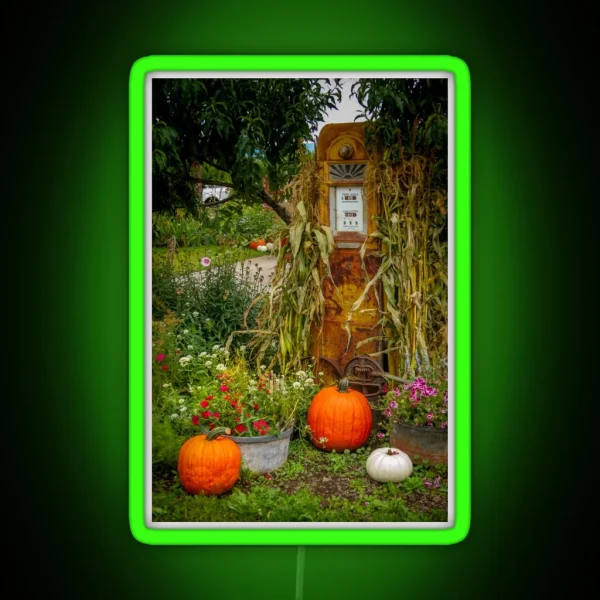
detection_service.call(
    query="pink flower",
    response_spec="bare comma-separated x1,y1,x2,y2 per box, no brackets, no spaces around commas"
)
441,422,447,429
393,388,401,396
388,400,398,409
383,409,392,418
377,432,385,439
155,353,166,362
427,413,434,421
201,257,211,267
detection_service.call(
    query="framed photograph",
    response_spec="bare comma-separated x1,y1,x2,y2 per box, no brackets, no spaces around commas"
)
129,55,471,545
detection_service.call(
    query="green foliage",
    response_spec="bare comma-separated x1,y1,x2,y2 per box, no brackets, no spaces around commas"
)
152,249,266,346
152,202,283,248
351,78,447,175
152,78,342,213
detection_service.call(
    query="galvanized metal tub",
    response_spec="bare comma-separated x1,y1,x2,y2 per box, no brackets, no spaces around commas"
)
221,427,293,474
390,422,448,465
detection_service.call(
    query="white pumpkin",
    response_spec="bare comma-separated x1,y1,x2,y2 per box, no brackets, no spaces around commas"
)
366,447,413,483
266,242,274,251
257,245,268,252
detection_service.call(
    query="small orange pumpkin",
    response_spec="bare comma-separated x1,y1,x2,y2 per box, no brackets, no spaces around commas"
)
256,238,266,247
249,241,259,250
178,427,241,495
307,378,372,452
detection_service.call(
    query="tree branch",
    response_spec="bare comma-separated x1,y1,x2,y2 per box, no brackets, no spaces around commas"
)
259,189,292,225
187,177,235,188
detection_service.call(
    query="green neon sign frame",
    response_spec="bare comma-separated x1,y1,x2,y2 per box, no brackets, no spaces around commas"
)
129,55,471,545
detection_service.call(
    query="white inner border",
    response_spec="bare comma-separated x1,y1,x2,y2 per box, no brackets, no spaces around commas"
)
145,70,455,529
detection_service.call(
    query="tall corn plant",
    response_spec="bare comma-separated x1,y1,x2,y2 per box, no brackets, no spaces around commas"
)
226,157,337,373
348,157,447,376
349,78,448,376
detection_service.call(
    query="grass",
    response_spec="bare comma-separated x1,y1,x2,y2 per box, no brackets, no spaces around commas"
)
152,245,266,273
152,435,448,523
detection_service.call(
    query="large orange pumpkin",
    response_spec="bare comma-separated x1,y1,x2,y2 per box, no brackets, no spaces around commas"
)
178,427,241,495
307,379,372,452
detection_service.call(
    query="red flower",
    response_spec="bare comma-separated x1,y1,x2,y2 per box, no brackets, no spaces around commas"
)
253,403,259,411
220,385,229,393
235,417,240,423
191,415,199,426
209,423,215,430
252,419,270,436
205,395,214,401
201,411,212,418
246,413,251,418
175,349,181,355
155,353,166,362
217,374,224,379
161,365,169,371
235,424,247,433
281,238,287,247
213,412,221,419
264,473,272,480
200,400,209,408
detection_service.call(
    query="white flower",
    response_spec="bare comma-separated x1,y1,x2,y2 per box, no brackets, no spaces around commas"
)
240,346,246,352
260,365,266,370
293,381,301,389
199,352,207,357
178,398,185,404
197,386,203,390
179,406,187,412
205,361,212,367
192,311,199,317
318,372,324,376
187,345,194,350
185,302,190,306
162,383,170,388
179,355,192,365
295,371,307,380
205,318,211,323
305,378,314,385
183,329,189,335
212,345,220,351
167,332,173,336
211,354,217,358
170,413,178,420
216,364,227,371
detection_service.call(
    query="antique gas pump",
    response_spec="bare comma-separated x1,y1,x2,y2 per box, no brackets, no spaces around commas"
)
311,123,388,405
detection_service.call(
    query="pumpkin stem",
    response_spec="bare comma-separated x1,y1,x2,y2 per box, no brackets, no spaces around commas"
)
338,378,350,393
206,427,231,441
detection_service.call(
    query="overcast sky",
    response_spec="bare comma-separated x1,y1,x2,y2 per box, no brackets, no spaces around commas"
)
314,78,365,137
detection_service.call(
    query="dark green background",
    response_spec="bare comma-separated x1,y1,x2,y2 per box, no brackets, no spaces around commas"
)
15,0,579,597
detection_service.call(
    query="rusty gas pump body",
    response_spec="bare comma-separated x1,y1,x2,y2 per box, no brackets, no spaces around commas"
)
311,123,388,404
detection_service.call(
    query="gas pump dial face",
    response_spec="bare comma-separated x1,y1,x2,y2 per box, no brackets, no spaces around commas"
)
335,186,364,233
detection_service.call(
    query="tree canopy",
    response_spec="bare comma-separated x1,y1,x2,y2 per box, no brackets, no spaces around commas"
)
152,78,448,224
152,79,343,222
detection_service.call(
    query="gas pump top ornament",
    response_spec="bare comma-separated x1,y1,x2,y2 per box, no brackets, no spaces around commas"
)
338,143,354,159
